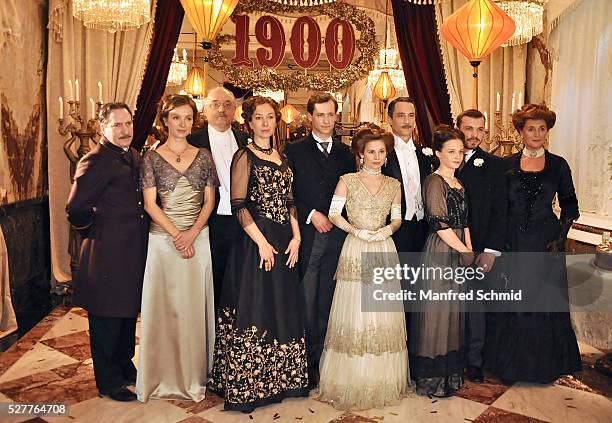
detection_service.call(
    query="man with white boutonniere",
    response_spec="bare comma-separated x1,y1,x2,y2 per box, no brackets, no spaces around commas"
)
382,97,434,254
456,109,508,383
382,97,434,347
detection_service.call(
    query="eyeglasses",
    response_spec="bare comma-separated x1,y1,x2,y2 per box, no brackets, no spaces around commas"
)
209,101,234,110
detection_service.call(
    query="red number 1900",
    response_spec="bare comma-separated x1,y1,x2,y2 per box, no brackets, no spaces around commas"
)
231,15,356,71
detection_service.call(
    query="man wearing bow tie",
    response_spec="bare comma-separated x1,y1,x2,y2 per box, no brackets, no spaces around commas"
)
67,103,148,401
382,97,433,346
188,87,249,309
285,93,355,388
456,109,507,383
383,97,433,254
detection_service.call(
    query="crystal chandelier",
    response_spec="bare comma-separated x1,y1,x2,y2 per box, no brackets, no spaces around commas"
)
367,47,406,92
253,90,285,103
72,0,151,33
496,0,547,47
167,48,189,86
368,0,406,94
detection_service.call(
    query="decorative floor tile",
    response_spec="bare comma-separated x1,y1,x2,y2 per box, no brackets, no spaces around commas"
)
0,362,98,405
329,412,379,422
473,406,550,422
455,373,513,405
0,343,78,384
40,331,90,362
356,394,488,423
492,383,612,423
555,361,612,397
169,390,224,414
39,312,89,342
49,395,192,422
198,396,344,423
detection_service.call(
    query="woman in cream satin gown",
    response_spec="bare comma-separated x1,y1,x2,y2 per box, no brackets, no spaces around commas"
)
317,129,410,410
137,95,219,402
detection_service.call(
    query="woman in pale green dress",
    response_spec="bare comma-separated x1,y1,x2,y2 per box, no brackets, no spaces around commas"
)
137,95,219,402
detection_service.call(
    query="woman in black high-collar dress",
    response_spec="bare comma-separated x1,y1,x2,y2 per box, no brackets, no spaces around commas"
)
485,104,581,383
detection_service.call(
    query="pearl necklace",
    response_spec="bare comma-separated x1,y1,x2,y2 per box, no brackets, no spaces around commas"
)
361,166,381,175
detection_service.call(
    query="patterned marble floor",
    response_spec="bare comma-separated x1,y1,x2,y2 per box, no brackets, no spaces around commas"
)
0,306,610,423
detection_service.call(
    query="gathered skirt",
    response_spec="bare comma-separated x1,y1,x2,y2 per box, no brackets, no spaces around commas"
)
317,234,410,410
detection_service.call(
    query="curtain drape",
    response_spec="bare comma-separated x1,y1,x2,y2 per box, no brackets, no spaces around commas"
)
391,0,452,146
46,0,156,283
549,0,611,217
132,0,184,151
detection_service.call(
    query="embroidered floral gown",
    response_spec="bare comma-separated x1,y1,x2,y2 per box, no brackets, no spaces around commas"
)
317,173,410,410
210,147,309,412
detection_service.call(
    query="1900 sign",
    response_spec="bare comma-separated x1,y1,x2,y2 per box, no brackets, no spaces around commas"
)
231,15,356,70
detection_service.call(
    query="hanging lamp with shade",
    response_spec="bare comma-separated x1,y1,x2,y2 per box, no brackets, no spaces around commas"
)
440,0,515,109
372,0,398,123
180,0,240,97
184,33,207,97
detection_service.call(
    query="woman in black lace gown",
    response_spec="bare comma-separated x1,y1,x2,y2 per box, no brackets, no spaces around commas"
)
485,104,581,383
410,126,473,397
210,96,309,412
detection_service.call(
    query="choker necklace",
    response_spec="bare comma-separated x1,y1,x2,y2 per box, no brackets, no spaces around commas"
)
251,141,274,155
522,147,545,158
361,166,381,175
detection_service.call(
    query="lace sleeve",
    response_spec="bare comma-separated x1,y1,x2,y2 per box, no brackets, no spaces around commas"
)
287,183,298,220
199,148,220,187
140,151,156,189
423,174,450,231
230,148,254,227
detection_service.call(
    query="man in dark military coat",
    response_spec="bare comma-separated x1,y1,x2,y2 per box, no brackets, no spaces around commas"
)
66,102,148,402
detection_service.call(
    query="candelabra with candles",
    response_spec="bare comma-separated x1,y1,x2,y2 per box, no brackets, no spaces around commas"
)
485,110,523,157
57,96,103,285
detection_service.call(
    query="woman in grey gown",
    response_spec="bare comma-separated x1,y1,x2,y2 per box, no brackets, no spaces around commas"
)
137,95,219,402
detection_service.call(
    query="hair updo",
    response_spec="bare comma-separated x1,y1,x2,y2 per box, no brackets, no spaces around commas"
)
350,128,394,157
241,96,281,125
512,103,556,132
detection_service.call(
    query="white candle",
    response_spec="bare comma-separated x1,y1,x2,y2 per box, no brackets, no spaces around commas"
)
68,80,73,101
518,92,523,109
484,111,488,130
511,92,516,112
98,81,103,103
75,79,80,102
59,96,64,119
90,98,95,120
182,49,187,62
496,92,500,112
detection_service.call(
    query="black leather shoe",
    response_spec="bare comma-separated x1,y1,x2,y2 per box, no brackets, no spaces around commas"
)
466,366,484,383
100,386,137,402
123,372,137,386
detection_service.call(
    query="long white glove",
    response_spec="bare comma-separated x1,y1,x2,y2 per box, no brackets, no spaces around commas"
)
369,225,393,242
329,195,376,241
328,195,357,235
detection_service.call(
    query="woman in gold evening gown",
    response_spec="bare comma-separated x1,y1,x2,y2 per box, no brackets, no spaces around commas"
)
317,129,410,410
137,95,219,402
